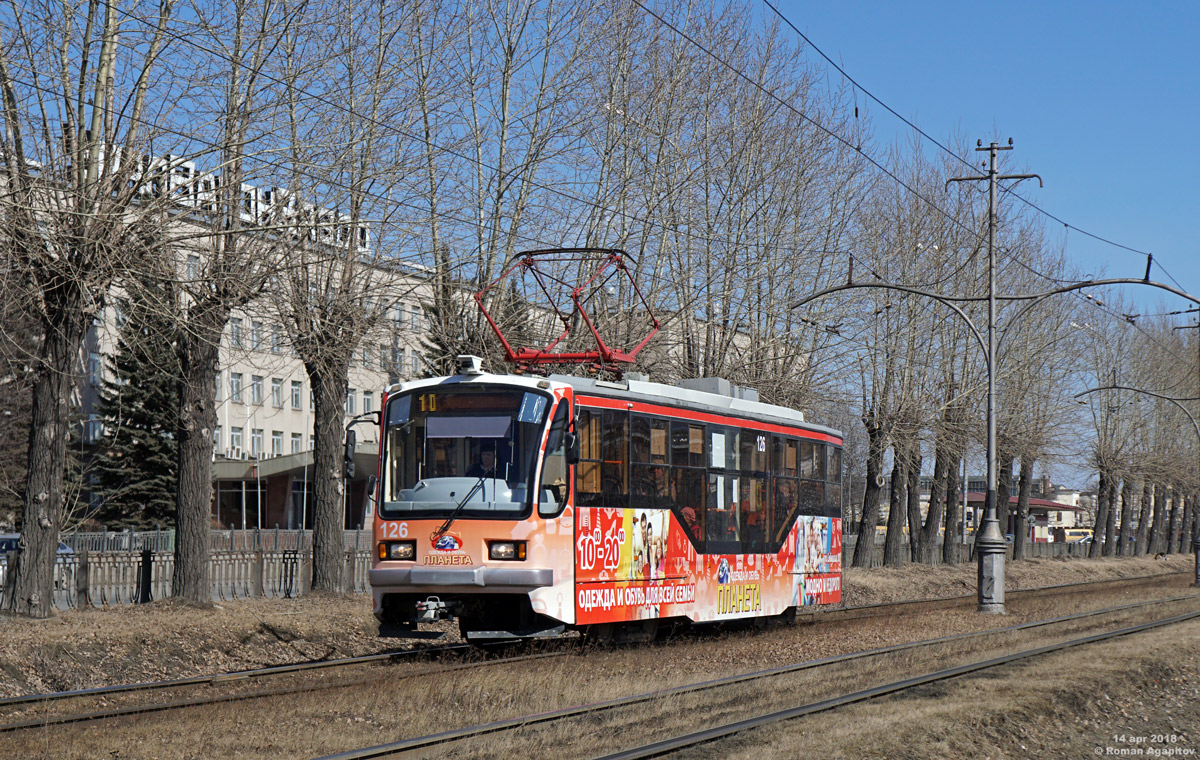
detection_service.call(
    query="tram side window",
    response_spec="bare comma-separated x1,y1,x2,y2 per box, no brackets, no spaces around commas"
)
739,476,769,553
538,402,570,516
671,421,705,468
770,435,801,548
575,408,629,508
798,478,825,516
825,446,843,518
773,476,800,545
576,409,603,506
706,473,741,553
674,467,704,542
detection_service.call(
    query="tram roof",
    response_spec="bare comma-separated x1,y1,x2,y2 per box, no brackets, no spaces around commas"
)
549,374,841,442
387,370,842,442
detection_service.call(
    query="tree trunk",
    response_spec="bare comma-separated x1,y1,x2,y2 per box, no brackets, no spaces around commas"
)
1166,488,1181,554
173,317,223,605
882,448,907,567
921,443,948,565
7,304,86,617
996,452,1014,540
904,446,922,562
942,454,962,564
1150,483,1168,555
1118,479,1135,556
309,362,349,592
1089,469,1109,559
1102,475,1118,557
1136,481,1153,556
852,426,887,569
1180,494,1195,555
1012,458,1033,561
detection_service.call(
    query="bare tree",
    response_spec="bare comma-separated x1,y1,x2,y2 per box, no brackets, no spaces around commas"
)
168,0,296,604
0,0,173,616
272,0,422,591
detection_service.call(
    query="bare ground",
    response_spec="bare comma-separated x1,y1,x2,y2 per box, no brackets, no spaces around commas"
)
0,554,1192,698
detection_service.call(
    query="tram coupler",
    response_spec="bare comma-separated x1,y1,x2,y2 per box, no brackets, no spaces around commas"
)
416,596,456,622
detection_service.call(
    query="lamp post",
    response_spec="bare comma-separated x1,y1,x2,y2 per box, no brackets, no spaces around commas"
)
946,140,1041,612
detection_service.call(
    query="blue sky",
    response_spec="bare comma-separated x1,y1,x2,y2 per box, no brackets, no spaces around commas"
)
776,0,1198,315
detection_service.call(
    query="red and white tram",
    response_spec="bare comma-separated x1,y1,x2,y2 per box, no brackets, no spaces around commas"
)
369,355,843,641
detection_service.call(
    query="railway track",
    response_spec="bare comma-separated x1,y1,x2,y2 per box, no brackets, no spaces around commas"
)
596,608,1200,760
313,590,1200,759
1,570,1189,738
0,642,568,733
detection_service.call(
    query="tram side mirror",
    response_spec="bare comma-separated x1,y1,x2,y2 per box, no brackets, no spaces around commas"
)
564,432,579,465
365,475,377,518
344,430,357,479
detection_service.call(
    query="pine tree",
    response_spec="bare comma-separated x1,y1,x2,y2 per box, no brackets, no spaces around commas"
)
91,275,180,529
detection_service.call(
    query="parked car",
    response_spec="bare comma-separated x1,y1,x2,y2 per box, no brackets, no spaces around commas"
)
1064,528,1094,544
0,534,76,589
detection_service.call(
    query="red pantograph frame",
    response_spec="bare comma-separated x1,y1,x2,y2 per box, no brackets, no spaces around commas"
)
473,248,660,375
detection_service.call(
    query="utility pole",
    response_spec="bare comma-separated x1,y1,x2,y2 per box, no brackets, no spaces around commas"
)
947,139,1041,613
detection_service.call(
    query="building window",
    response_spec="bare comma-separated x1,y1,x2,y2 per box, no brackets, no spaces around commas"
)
231,427,243,453
230,372,243,403
271,430,283,457
411,305,420,331
251,429,263,456
362,344,371,367
84,415,102,444
271,378,283,407
214,425,222,453
251,321,263,350
346,389,356,415
411,350,420,375
88,352,102,386
291,433,302,454
310,389,314,410
363,391,373,414
291,380,302,410
187,254,199,280
378,344,388,371
393,346,405,372
251,375,263,405
393,308,403,330
230,318,243,349
272,326,282,354
310,434,315,450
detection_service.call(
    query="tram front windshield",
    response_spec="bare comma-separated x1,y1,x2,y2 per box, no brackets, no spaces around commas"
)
380,386,550,519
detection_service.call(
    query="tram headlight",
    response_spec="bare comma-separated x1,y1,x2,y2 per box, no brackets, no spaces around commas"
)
488,541,526,561
380,541,416,561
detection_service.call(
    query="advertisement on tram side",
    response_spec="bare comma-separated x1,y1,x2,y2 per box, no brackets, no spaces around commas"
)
575,506,699,624
573,507,840,624
795,516,842,605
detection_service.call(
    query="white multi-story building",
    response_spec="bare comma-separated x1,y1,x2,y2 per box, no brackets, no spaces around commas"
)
76,162,435,532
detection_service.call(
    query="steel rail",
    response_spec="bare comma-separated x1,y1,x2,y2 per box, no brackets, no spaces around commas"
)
0,650,567,734
311,592,1200,760
803,569,1192,623
594,608,1200,760
0,642,473,709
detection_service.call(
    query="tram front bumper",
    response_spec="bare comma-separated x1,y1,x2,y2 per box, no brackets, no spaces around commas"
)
369,566,554,589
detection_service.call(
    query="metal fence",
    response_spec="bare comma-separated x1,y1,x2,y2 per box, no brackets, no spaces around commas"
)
0,549,372,610
61,528,374,554
842,536,1094,567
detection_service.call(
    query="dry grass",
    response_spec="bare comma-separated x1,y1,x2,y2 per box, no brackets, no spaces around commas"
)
0,554,1194,759
724,617,1200,759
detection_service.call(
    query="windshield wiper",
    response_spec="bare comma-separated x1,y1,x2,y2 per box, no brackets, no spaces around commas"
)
433,470,494,539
